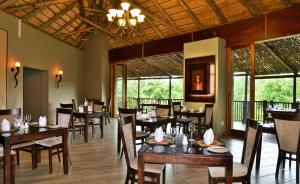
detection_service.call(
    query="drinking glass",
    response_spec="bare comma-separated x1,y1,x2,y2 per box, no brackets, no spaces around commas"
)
188,122,195,142
170,127,177,144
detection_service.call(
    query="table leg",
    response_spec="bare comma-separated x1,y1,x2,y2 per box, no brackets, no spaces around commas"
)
138,156,145,184
256,133,262,170
198,116,201,137
225,160,233,184
84,115,88,143
62,129,69,174
101,115,104,139
117,123,121,153
3,139,12,184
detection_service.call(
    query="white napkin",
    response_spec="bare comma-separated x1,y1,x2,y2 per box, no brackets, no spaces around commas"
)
136,111,142,120
199,106,204,113
79,105,84,113
154,127,164,142
88,105,93,112
182,106,187,111
84,100,88,106
182,134,188,145
39,116,47,127
1,119,11,131
203,128,214,145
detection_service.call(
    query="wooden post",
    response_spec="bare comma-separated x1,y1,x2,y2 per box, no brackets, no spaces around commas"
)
169,76,172,105
293,75,297,104
138,78,140,109
242,74,248,124
122,64,127,108
110,64,116,117
225,47,233,135
250,44,255,119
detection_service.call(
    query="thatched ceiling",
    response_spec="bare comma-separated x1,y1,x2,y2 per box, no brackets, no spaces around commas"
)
0,0,299,49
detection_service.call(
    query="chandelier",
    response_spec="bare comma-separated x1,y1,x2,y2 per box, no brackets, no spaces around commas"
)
107,2,145,38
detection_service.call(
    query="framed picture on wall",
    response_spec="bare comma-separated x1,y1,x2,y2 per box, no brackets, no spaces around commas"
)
0,28,7,108
185,55,215,102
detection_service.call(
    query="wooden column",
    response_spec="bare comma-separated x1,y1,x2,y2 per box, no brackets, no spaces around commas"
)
293,75,297,104
225,47,233,135
122,64,127,108
169,76,172,105
138,78,141,109
110,64,116,117
250,44,255,119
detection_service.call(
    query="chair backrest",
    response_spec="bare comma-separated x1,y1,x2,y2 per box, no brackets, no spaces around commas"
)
204,104,213,126
155,104,170,117
106,98,112,113
273,112,300,153
60,103,74,110
93,100,104,112
56,108,73,128
172,102,181,112
241,119,262,177
119,119,136,169
72,99,77,111
0,108,21,123
118,108,137,137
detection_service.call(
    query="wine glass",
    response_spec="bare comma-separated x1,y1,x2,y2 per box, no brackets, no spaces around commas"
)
188,122,195,142
170,127,177,144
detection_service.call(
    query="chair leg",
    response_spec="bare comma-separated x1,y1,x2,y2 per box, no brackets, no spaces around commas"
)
289,153,292,169
282,152,286,169
125,171,130,184
120,147,124,159
156,174,161,184
16,149,20,165
11,155,15,184
57,148,61,162
276,151,281,177
32,144,37,169
297,154,299,184
92,123,95,138
163,167,166,184
48,148,53,174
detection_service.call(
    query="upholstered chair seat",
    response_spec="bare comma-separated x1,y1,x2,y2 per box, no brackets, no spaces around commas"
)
209,162,247,178
0,147,16,156
131,158,165,174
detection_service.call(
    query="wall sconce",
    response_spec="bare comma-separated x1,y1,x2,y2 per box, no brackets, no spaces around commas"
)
55,70,63,88
11,61,21,88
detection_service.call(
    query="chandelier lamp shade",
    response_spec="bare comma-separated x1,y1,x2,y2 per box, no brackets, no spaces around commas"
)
107,1,145,37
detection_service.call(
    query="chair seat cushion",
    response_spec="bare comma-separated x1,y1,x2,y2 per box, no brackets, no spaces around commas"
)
11,142,34,149
74,121,85,126
35,137,62,147
131,158,165,174
136,131,150,139
0,147,16,157
208,162,247,178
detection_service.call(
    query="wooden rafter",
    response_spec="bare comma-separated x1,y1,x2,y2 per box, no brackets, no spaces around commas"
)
146,18,163,38
263,43,296,73
237,0,260,16
131,1,182,34
22,7,47,21
281,0,293,7
73,32,85,46
176,0,203,29
0,0,19,9
204,0,228,23
5,0,76,13
77,0,86,17
59,27,94,37
140,59,172,76
149,0,178,29
53,17,78,37
39,3,78,30
85,8,105,14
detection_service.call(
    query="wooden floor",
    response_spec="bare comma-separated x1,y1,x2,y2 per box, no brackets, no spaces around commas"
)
0,119,298,184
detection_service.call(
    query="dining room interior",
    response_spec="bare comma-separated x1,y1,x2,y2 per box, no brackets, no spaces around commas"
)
0,0,300,184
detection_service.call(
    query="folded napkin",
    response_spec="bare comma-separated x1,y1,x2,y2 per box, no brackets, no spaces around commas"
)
154,127,164,142
182,134,188,145
87,105,93,112
203,128,214,145
199,106,204,113
1,119,11,131
39,116,47,127
136,111,142,120
79,105,84,113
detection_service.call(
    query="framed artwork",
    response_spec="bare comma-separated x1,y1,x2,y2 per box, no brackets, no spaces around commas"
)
0,28,7,108
185,55,215,102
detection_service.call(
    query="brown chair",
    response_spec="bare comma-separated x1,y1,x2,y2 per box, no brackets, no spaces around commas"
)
273,113,300,183
172,102,193,133
0,108,36,169
60,102,74,110
155,104,171,132
90,100,105,138
200,104,213,134
119,119,166,184
35,108,72,173
0,148,16,184
208,119,262,184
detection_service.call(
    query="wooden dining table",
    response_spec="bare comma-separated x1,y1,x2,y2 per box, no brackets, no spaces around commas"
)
73,110,107,143
136,116,175,133
0,126,69,184
173,111,205,135
137,143,233,184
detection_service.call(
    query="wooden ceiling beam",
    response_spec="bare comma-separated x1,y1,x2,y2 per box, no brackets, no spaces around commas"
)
204,0,228,24
22,7,47,21
5,0,76,12
39,3,78,30
140,59,172,76
77,0,86,17
281,0,293,7
0,0,18,9
237,0,260,16
146,18,163,38
176,0,203,29
59,27,94,37
130,1,182,34
149,0,178,29
53,17,78,37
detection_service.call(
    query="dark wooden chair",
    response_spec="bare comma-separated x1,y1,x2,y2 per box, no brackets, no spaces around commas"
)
0,108,36,170
155,104,171,131
90,100,105,138
273,112,300,184
208,119,262,184
172,102,193,133
0,148,16,184
35,108,72,173
60,102,74,110
119,119,166,184
199,104,214,134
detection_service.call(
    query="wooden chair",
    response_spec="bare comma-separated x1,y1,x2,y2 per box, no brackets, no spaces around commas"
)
0,108,36,169
90,100,105,138
172,102,193,133
119,119,166,184
208,119,262,184
155,104,171,131
0,147,16,184
104,98,112,124
199,104,213,134
60,103,74,110
35,108,72,173
273,112,300,184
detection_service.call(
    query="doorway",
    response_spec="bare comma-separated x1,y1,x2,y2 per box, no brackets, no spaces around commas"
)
23,67,48,121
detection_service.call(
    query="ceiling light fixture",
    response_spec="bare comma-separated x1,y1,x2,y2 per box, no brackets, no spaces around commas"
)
107,1,145,38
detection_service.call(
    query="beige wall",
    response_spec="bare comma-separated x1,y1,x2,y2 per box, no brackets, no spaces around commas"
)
0,11,84,122
82,32,111,103
0,29,7,109
184,37,226,135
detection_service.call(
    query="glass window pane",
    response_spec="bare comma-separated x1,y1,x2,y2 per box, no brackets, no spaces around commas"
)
140,79,169,99
171,78,183,99
297,77,300,102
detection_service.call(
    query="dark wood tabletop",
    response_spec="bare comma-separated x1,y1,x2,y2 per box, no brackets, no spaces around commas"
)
136,116,175,132
137,142,233,184
174,111,205,135
0,126,69,184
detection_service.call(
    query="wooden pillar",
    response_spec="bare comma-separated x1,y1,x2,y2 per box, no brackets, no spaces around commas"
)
249,44,255,119
122,64,127,108
169,76,172,105
138,78,140,109
225,47,233,135
242,75,248,124
293,75,297,104
110,64,116,117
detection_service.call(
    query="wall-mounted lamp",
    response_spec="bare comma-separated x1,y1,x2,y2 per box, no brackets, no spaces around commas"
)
55,70,63,88
11,61,21,88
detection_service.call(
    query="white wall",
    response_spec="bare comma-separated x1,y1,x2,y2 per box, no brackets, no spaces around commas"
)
184,37,226,135
0,11,84,121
